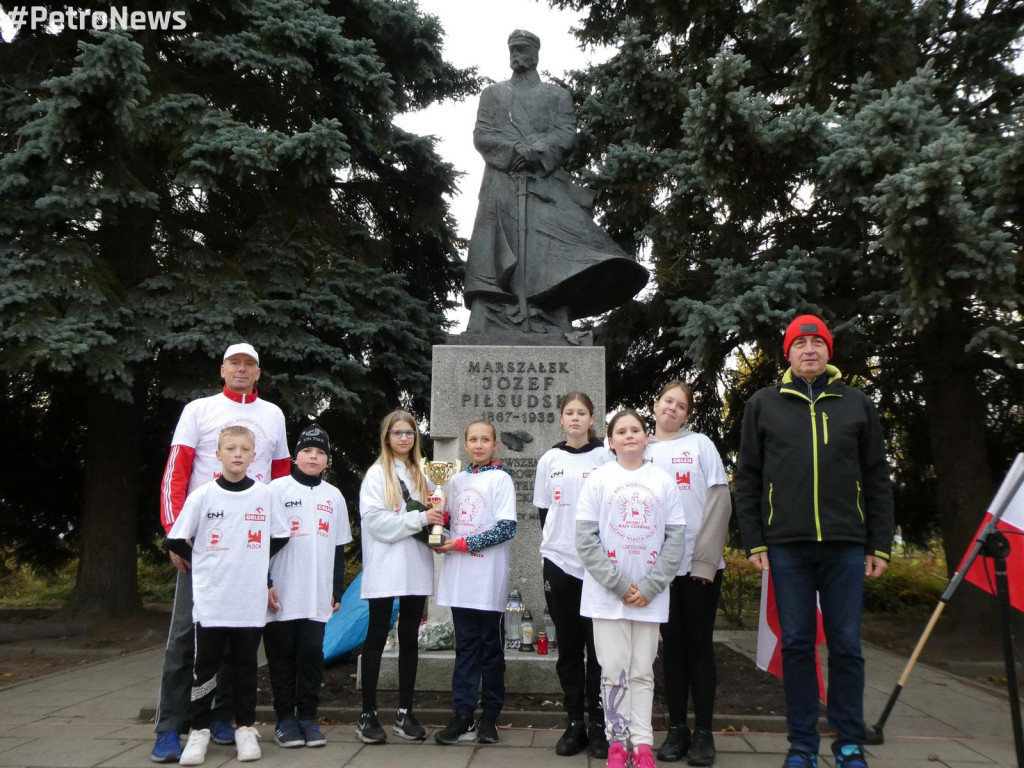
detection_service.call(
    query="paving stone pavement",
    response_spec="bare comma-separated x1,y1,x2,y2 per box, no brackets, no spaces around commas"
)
0,631,1018,768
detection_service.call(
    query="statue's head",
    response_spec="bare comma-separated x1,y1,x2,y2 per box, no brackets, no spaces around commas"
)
508,29,540,73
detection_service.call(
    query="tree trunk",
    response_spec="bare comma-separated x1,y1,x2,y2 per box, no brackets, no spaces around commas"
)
918,310,998,629
60,386,143,620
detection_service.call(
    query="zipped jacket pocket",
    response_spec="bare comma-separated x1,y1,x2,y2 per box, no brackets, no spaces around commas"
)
768,482,775,526
822,412,829,445
856,481,864,522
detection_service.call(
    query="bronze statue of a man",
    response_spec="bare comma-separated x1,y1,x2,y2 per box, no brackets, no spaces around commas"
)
464,30,648,339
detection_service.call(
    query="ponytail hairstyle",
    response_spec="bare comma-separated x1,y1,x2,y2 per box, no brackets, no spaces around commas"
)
374,410,429,509
559,391,600,443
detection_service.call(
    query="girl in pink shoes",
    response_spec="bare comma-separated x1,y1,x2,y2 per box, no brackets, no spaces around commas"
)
434,421,517,746
533,392,614,758
576,409,686,768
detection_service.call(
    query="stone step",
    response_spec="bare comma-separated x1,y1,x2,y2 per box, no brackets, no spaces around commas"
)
359,646,562,693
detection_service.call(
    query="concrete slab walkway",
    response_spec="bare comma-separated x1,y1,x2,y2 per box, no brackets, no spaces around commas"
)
0,632,1017,767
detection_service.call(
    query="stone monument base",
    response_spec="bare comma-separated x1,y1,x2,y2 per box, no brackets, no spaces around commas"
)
360,648,561,694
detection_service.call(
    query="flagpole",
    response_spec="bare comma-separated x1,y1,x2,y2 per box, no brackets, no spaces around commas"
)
866,454,1024,748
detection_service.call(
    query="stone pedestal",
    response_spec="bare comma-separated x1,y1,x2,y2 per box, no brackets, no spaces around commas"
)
428,345,607,622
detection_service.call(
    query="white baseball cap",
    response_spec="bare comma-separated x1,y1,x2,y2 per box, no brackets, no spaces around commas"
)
222,343,260,365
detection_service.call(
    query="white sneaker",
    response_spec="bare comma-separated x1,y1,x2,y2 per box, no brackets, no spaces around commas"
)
235,725,262,761
179,729,210,766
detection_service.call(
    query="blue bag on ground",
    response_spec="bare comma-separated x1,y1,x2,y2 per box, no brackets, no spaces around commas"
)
322,570,398,663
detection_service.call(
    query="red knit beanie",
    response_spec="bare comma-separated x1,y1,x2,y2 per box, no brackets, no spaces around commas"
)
783,314,833,358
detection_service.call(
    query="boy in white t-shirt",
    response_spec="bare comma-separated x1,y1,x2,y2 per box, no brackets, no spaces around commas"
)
166,426,290,766
265,424,353,749
434,421,517,746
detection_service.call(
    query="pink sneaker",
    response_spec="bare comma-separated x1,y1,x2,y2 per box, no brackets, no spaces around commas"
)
606,740,630,768
633,743,657,768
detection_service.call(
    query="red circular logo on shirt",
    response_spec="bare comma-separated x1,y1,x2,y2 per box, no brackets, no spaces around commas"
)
606,482,662,547
452,488,487,536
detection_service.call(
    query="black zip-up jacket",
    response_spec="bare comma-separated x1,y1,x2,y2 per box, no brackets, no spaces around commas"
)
734,365,894,560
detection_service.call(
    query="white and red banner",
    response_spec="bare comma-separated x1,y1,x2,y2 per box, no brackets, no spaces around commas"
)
961,453,1024,613
757,570,827,702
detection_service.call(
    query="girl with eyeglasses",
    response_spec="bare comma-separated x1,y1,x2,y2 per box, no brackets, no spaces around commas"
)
356,411,444,744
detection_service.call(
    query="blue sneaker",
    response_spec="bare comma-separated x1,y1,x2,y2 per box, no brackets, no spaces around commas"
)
274,717,304,748
210,719,235,746
835,744,869,768
783,750,818,768
150,731,182,763
298,718,326,747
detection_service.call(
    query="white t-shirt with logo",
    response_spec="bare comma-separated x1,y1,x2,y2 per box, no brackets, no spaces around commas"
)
576,461,685,623
267,474,353,623
358,460,436,599
171,390,290,493
169,480,285,627
533,444,615,579
437,468,517,612
646,432,728,575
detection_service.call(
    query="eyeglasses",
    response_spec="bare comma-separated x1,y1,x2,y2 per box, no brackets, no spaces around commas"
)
389,430,416,439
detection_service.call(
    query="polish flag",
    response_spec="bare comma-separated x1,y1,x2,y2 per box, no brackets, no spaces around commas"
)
961,454,1024,613
757,570,827,703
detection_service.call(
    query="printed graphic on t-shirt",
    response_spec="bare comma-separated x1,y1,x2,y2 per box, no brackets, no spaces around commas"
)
606,482,664,553
452,487,487,536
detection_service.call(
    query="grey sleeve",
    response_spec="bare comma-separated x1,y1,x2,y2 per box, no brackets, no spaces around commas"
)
362,506,428,543
690,485,732,581
576,520,632,598
637,524,686,601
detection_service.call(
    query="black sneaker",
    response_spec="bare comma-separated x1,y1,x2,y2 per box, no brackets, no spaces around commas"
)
274,717,304,748
356,711,387,744
657,724,691,762
687,728,716,766
555,719,588,756
587,721,609,759
477,716,499,744
392,709,426,741
434,714,477,745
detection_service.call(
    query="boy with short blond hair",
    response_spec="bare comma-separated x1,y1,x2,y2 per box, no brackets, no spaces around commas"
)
166,426,290,765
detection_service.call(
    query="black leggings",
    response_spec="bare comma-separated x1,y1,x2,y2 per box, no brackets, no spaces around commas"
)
361,595,426,712
543,559,602,722
659,569,724,730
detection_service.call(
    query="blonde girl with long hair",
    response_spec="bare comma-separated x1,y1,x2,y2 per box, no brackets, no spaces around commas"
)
356,411,444,744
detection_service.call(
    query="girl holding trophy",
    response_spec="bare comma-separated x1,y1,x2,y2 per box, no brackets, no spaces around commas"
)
357,411,444,744
533,392,614,758
434,421,517,746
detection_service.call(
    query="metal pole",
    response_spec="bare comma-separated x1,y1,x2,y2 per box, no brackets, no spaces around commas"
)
985,532,1024,768
866,454,1024,745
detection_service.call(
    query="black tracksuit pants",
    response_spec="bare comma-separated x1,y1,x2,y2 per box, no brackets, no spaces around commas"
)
191,624,262,729
263,618,326,721
543,558,603,723
659,569,724,730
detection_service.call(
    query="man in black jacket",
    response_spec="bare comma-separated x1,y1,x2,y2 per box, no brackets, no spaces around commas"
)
735,315,893,768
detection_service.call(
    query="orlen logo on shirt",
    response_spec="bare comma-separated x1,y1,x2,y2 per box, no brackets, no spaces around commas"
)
247,530,263,549
676,471,691,489
317,499,333,514
552,487,568,506
317,519,330,537
289,517,303,535
672,452,694,464
246,506,266,522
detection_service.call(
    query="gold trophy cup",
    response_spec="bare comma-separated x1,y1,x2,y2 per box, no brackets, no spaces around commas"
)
420,458,462,547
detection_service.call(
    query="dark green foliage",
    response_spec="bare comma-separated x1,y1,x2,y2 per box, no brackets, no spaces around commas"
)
0,0,478,615
561,0,1024,591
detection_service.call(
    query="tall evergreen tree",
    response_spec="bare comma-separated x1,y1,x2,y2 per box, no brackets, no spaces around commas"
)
0,0,477,618
558,0,1024,620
